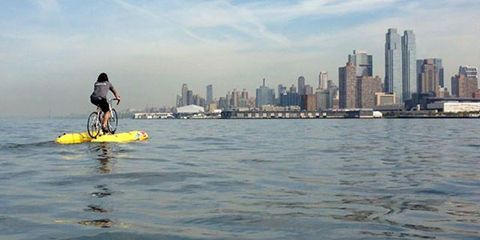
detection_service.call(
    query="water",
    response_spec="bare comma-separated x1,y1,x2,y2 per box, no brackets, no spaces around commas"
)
0,118,479,239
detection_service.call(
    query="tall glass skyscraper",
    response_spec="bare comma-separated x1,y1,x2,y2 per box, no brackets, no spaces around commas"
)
206,84,213,105
385,28,402,102
401,30,416,101
297,76,306,95
181,83,188,107
318,71,328,90
255,78,275,107
348,50,373,77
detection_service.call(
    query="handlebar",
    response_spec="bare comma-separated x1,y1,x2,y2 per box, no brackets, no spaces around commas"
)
108,98,121,105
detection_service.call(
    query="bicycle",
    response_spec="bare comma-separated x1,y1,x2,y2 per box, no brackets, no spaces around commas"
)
87,98,119,138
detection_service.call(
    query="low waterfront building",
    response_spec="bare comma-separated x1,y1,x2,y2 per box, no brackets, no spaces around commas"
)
375,92,396,106
412,96,480,111
221,108,376,119
427,102,480,113
133,112,174,119
175,105,205,118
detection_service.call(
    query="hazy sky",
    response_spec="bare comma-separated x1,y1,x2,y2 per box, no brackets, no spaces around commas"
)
1,0,479,116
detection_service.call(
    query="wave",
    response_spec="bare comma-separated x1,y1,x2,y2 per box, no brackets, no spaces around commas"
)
0,140,55,151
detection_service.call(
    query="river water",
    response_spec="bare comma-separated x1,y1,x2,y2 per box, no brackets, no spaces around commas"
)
0,118,479,239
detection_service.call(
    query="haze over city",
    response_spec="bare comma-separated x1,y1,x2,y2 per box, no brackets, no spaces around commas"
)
0,0,479,116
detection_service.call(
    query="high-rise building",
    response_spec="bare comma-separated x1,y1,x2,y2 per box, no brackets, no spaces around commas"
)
230,89,240,108
433,59,444,87
327,80,339,109
459,65,478,79
239,89,249,108
385,28,402,102
186,90,193,105
298,76,306,95
241,88,249,100
301,94,317,111
316,89,329,110
348,50,373,77
289,84,297,93
255,78,275,107
192,94,205,106
357,76,383,108
280,92,300,107
318,71,328,90
218,97,228,109
402,30,416,101
176,95,182,107
451,65,478,98
416,58,444,89
418,59,442,96
305,85,314,95
339,62,357,109
181,83,188,106
278,84,286,96
206,84,213,104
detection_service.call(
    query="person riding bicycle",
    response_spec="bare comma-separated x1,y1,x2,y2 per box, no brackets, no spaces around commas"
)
90,73,121,133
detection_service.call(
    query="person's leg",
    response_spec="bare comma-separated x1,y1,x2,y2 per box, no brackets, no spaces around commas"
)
102,110,111,130
99,98,110,132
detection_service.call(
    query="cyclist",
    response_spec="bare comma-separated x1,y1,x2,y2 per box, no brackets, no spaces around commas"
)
90,73,121,133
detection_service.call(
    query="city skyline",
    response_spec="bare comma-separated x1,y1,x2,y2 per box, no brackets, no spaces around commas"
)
1,0,479,116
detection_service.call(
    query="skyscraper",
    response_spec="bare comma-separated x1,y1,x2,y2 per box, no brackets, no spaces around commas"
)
316,89,329,110
401,30,416,101
186,90,193,105
305,85,314,95
278,84,287,96
280,91,300,107
452,65,478,98
459,65,478,78
297,76,306,95
339,62,357,109
255,78,275,107
327,80,339,109
206,84,213,104
230,89,240,108
357,76,383,108
239,89,249,108
385,28,402,102
289,84,297,93
434,59,445,87
181,83,188,106
318,71,328,90
418,59,442,96
348,50,373,77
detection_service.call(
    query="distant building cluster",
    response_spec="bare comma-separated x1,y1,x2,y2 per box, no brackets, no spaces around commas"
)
171,28,479,117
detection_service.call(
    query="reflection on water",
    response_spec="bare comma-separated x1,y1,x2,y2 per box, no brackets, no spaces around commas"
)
79,143,116,228
90,143,114,174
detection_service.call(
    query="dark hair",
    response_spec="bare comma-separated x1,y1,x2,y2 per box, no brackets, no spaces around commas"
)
97,73,109,82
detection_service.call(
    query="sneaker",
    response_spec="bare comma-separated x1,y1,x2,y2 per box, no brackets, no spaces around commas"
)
102,127,110,134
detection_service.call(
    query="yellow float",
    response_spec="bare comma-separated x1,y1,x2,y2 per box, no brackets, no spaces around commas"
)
56,131,148,144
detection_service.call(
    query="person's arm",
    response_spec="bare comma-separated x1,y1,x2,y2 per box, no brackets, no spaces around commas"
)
110,83,121,104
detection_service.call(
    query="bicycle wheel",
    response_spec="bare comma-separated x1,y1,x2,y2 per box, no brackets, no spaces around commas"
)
87,112,101,138
108,108,118,134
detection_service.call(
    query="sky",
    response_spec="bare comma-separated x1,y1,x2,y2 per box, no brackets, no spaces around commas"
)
0,0,479,116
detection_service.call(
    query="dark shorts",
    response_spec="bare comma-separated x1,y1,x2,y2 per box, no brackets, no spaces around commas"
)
90,96,109,112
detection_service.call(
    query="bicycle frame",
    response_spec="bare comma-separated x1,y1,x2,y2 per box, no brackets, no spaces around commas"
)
88,98,118,138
